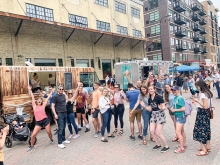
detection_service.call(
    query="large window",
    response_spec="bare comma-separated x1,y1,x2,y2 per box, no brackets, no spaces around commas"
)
115,1,126,13
94,0,108,7
96,20,110,32
117,25,128,35
80,73,94,88
26,3,53,21
149,0,158,10
76,59,89,67
150,11,159,23
69,14,88,28
150,25,160,36
133,29,142,38
171,38,175,48
153,54,162,61
131,7,140,18
58,59,63,67
6,58,13,66
172,53,176,62
34,58,56,66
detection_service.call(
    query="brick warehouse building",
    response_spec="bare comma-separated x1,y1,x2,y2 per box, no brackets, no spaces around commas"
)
143,0,220,64
0,0,145,79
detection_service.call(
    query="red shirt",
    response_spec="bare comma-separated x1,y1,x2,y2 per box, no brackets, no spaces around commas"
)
76,93,86,108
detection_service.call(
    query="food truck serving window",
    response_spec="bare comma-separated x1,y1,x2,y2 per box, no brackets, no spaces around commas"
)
80,73,93,87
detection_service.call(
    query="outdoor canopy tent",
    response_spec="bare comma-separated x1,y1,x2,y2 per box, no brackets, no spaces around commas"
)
173,65,199,72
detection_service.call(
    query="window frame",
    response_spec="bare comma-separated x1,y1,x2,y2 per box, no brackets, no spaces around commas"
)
150,11,159,23
131,7,140,19
69,14,88,28
26,3,54,21
117,25,128,36
132,29,142,38
115,1,126,14
94,0,108,7
96,20,110,32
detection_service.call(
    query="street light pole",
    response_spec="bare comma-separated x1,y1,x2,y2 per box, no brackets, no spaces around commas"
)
160,15,171,60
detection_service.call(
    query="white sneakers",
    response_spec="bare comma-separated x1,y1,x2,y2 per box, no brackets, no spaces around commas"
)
57,140,71,149
68,134,73,139
58,144,65,149
72,134,80,139
62,140,71,144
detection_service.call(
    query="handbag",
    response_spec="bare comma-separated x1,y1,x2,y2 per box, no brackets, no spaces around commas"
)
209,99,214,119
104,97,115,115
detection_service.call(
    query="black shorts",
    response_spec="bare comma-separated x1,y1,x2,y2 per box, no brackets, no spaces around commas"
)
76,107,85,114
35,118,50,127
92,110,99,118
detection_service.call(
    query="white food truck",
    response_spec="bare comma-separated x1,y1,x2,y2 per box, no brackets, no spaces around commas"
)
114,59,174,90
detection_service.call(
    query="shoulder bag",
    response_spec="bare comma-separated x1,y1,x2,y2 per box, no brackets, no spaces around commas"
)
104,97,115,115
209,99,214,119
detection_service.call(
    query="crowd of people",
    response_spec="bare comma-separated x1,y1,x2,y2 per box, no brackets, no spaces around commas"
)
2,69,215,158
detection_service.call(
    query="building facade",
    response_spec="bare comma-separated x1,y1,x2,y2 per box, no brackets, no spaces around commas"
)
143,0,216,63
201,0,220,66
0,0,145,79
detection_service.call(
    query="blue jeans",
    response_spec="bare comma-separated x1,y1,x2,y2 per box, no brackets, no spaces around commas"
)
215,82,220,98
142,110,151,137
57,113,67,144
101,108,112,137
67,113,78,135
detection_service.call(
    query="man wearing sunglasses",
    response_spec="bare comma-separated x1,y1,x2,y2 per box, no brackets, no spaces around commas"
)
52,85,71,149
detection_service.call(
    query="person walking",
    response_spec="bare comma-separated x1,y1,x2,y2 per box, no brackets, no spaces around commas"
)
147,85,169,153
99,88,115,142
27,86,54,151
188,75,196,99
174,73,183,95
111,84,126,136
164,84,177,142
193,81,213,156
127,83,143,141
52,85,71,149
132,85,151,145
213,70,220,99
65,89,80,139
170,86,186,153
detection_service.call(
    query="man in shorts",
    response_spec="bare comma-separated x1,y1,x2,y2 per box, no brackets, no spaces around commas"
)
91,82,101,138
126,83,142,141
52,85,71,149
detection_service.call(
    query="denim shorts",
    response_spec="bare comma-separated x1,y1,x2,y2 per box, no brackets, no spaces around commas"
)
175,115,186,124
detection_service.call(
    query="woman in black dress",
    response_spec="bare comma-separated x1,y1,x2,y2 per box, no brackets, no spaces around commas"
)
193,81,213,156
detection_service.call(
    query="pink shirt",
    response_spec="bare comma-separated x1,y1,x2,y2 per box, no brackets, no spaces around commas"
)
110,91,124,105
34,106,47,121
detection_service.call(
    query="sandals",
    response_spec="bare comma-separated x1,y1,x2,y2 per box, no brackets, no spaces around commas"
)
172,137,179,142
143,138,147,145
118,130,123,136
198,148,211,152
113,129,117,134
107,134,115,138
196,151,208,156
101,139,108,142
150,137,155,142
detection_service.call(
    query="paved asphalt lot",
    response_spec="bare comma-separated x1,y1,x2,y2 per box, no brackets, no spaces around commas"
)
3,91,220,165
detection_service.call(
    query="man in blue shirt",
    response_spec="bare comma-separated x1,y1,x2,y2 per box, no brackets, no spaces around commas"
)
126,83,142,141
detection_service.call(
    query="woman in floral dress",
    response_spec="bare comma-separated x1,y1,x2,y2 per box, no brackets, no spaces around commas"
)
193,80,213,156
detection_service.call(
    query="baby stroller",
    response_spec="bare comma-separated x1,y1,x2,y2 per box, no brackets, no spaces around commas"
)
1,113,37,148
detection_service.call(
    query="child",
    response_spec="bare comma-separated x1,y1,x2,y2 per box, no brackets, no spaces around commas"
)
12,120,24,130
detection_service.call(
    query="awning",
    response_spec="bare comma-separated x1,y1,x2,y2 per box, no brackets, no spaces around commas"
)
0,11,147,42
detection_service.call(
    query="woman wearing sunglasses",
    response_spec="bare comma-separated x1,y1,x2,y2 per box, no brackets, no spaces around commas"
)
65,88,80,139
27,86,54,152
111,84,126,135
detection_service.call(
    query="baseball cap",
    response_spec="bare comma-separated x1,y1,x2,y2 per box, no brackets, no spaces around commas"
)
171,86,179,91
164,74,168,76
